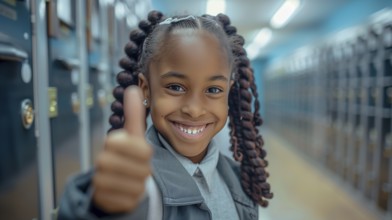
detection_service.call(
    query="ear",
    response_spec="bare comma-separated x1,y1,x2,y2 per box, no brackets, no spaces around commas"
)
138,73,150,107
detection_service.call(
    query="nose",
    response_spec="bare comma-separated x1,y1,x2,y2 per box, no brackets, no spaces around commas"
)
181,94,207,119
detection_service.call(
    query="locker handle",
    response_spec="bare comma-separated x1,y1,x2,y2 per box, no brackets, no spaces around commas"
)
0,41,28,62
55,57,80,70
21,99,34,129
48,87,58,118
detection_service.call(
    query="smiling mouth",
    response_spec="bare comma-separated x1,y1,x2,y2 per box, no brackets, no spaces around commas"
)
171,121,210,139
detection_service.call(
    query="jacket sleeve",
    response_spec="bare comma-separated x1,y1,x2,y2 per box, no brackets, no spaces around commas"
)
57,170,149,220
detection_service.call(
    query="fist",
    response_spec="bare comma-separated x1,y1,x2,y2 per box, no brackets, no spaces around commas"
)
92,86,152,213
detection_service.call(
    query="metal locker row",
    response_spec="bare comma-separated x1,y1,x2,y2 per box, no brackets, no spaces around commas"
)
0,0,150,219
0,1,38,219
264,9,392,219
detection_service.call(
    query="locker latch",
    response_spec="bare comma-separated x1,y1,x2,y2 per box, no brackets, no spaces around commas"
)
87,84,94,108
71,92,80,114
20,99,34,129
48,87,58,118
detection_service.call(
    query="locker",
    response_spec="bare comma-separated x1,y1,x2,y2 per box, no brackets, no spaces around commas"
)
263,7,392,219
0,1,39,219
355,33,371,194
352,59,365,188
325,47,338,171
368,29,381,78
89,63,106,159
320,48,332,165
378,20,392,214
383,24,392,77
359,26,381,203
48,0,81,206
87,0,106,160
332,45,345,174
345,41,358,182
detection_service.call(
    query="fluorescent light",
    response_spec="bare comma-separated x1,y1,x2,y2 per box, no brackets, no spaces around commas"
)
253,28,273,47
270,0,300,29
206,0,226,15
246,44,260,60
115,2,126,20
246,28,273,60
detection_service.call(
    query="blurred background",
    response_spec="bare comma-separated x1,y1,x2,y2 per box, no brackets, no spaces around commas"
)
0,0,391,219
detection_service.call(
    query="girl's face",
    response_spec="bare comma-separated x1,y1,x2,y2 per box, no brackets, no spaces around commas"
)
140,29,232,163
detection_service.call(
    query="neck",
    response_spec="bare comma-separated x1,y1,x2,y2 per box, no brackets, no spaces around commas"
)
187,148,208,163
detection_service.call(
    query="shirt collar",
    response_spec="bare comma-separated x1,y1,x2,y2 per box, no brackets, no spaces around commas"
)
157,133,219,190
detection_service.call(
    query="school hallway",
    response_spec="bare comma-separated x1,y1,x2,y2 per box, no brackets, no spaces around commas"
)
257,129,382,220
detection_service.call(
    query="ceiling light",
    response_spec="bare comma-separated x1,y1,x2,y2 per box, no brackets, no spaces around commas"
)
115,2,126,20
270,0,301,29
206,0,226,15
246,28,273,60
246,44,260,60
253,28,273,47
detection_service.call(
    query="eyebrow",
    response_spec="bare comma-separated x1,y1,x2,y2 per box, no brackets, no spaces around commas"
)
208,75,228,82
160,71,229,82
161,71,186,80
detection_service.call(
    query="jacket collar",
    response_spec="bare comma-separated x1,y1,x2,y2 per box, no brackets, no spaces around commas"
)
146,126,255,208
146,126,204,206
216,154,255,208
157,132,219,192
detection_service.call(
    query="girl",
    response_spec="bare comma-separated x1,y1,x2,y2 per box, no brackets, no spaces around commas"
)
59,10,272,220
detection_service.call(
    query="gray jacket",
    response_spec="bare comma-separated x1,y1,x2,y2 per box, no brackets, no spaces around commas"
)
58,127,258,220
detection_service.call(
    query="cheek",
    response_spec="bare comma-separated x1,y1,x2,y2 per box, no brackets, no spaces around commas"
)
207,97,229,118
150,89,179,117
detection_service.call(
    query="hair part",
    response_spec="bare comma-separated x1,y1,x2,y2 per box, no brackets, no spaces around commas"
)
110,10,273,207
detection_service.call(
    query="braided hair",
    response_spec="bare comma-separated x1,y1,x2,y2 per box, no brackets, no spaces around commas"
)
109,10,273,207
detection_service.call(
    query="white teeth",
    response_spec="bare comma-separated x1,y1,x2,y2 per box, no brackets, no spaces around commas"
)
175,123,205,135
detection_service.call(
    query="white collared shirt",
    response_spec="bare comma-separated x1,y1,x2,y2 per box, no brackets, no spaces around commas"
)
157,134,240,220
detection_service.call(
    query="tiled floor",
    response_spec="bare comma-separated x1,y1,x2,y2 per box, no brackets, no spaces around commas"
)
258,130,382,220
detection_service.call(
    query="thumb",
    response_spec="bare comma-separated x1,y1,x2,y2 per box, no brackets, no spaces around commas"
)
123,86,146,137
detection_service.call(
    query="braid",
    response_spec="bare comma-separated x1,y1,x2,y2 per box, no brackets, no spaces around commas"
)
216,13,273,206
108,10,165,132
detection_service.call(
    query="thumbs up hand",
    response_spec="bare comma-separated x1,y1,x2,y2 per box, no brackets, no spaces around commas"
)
92,86,152,214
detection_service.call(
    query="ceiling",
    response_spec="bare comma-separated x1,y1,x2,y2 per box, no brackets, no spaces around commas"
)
150,0,352,59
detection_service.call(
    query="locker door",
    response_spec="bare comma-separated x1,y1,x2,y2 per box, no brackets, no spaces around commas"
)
326,50,333,170
338,43,351,180
345,41,357,182
0,2,39,219
384,21,392,219
46,0,82,206
378,21,392,215
368,27,384,207
352,35,367,189
359,28,381,200
87,0,109,160
331,46,343,173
